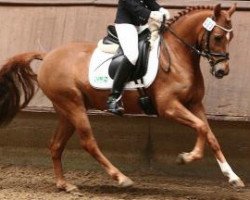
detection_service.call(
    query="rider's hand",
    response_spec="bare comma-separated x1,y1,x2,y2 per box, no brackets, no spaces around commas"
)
149,11,164,48
159,8,171,20
150,11,164,23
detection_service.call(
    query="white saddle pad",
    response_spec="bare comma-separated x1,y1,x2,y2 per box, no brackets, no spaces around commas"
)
89,37,160,90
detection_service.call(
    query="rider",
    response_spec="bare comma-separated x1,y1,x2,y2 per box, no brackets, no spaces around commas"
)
107,0,170,115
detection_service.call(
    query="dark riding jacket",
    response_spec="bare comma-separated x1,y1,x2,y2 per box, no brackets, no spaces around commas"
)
115,0,161,26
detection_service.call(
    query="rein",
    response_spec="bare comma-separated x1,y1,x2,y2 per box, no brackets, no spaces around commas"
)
159,16,172,72
159,16,232,72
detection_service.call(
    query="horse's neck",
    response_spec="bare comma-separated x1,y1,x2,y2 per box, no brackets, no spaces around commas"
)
170,10,212,46
164,10,212,77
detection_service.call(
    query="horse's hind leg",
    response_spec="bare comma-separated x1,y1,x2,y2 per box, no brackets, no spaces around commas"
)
53,94,133,188
73,109,133,187
49,109,77,192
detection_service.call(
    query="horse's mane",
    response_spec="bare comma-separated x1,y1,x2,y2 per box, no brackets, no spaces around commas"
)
167,5,214,26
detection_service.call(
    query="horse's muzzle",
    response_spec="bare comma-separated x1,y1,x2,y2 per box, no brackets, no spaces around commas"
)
215,69,226,79
212,63,229,79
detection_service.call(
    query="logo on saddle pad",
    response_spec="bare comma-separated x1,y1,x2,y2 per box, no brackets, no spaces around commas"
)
89,35,160,90
93,76,109,84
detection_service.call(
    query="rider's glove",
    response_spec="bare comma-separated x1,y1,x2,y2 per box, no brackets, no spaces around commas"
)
159,8,171,20
150,11,164,23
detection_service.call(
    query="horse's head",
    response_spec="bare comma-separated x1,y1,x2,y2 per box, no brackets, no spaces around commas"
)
203,4,236,79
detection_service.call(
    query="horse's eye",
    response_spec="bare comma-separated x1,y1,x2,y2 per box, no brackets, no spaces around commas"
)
214,35,223,42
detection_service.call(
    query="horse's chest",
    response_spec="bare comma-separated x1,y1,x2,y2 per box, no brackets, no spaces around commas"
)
177,81,203,102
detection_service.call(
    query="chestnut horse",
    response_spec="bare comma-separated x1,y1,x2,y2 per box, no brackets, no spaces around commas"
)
0,4,245,192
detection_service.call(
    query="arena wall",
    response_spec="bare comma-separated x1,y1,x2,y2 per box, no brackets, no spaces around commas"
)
0,0,250,120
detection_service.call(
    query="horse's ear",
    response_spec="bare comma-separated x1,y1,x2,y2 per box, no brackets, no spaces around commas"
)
228,3,237,17
213,4,221,19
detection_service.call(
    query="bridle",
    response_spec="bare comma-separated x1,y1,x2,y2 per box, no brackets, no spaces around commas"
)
159,15,233,73
200,16,232,69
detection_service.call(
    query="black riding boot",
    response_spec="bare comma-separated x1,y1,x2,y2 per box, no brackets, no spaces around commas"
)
107,56,134,115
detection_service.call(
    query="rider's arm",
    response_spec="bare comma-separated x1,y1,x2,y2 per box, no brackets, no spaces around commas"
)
145,0,171,20
123,0,152,24
144,0,161,11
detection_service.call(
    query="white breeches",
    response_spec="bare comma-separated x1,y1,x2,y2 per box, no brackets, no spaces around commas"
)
115,24,140,65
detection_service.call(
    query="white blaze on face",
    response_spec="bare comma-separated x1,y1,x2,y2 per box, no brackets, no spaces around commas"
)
225,32,231,51
226,32,230,41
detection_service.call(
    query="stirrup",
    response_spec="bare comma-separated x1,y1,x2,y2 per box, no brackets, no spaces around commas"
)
107,96,124,116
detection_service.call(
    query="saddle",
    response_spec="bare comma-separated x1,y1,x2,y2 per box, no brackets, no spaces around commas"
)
103,25,151,81
100,25,156,115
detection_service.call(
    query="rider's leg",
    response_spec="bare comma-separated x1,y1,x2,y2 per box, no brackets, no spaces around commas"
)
107,24,139,115
115,24,139,66
107,56,134,115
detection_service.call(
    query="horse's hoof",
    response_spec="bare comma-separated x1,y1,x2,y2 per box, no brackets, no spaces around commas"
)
119,177,134,187
57,182,80,194
69,188,83,197
176,152,188,165
229,178,245,189
65,184,83,196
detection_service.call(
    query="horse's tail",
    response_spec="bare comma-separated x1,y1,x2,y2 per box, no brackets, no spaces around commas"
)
0,51,46,126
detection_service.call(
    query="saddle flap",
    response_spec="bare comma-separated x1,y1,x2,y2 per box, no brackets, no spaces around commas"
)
104,24,151,80
108,35,151,81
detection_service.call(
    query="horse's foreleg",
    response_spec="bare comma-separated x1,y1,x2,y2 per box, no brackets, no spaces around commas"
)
190,104,245,188
164,101,208,163
49,112,77,192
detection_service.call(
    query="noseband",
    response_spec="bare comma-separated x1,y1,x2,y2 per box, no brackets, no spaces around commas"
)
160,16,232,71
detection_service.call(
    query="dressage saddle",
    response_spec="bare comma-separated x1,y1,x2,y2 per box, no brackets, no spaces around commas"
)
103,25,151,81
102,25,157,115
